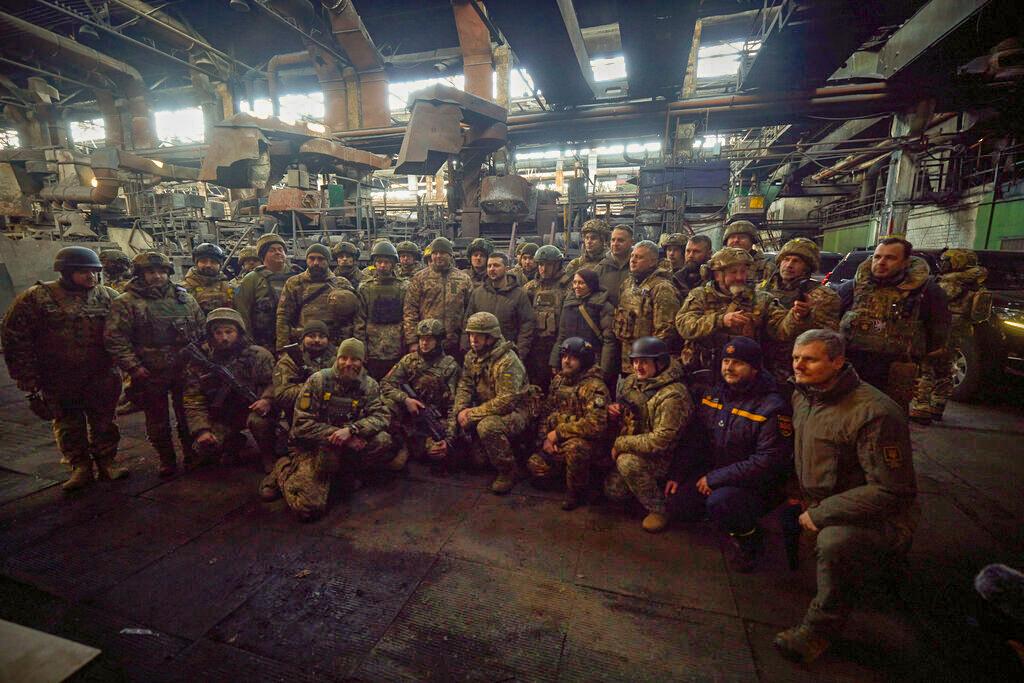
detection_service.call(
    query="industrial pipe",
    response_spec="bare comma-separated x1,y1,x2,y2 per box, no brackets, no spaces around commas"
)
323,0,389,128
94,90,124,149
267,51,310,116
452,0,494,101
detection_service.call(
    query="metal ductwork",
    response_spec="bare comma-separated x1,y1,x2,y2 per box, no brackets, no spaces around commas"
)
452,0,494,100
322,0,389,129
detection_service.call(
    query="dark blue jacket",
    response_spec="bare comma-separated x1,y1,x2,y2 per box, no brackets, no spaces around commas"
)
693,372,793,491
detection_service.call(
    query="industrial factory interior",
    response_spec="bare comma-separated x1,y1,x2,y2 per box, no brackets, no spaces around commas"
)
1,0,1023,680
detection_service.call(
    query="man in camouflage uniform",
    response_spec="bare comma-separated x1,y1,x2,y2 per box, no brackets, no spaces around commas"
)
565,218,610,277
596,225,634,306
757,238,841,382
355,241,407,379
910,248,989,424
276,244,360,352
275,338,396,521
523,245,571,392
381,318,461,465
232,246,261,288
181,242,234,315
182,308,277,470
396,241,426,279
442,312,534,494
105,252,205,476
463,237,494,289
836,237,949,411
776,329,918,664
663,234,712,298
463,252,535,358
613,240,681,376
234,234,301,353
676,247,810,376
527,337,610,510
100,249,132,293
332,241,363,286
723,221,777,286
604,337,693,533
510,242,539,285
2,246,127,491
403,237,473,359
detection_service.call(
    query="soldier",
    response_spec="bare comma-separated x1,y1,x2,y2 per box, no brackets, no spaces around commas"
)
2,246,127,491
396,240,426,279
332,241,363,286
463,237,494,289
463,252,535,359
181,242,234,315
613,240,681,376
664,234,712,297
676,247,810,376
403,237,473,360
596,225,634,306
757,238,841,383
775,329,918,664
233,246,261,285
441,312,534,494
234,234,301,353
565,218,610,277
604,337,692,533
510,242,539,285
99,249,132,293
276,244,360,352
522,245,571,391
355,240,407,379
910,248,990,424
665,337,793,572
182,308,277,470
553,267,617,387
662,233,688,272
722,220,777,286
381,318,461,464
527,337,611,510
836,237,950,410
275,338,396,522
105,251,205,476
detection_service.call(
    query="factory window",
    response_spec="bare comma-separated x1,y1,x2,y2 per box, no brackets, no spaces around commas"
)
389,75,465,112
154,107,205,145
697,41,760,79
239,93,325,125
0,129,19,149
591,56,626,82
68,118,106,147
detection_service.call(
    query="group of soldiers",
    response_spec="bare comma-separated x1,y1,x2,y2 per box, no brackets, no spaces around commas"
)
0,218,991,665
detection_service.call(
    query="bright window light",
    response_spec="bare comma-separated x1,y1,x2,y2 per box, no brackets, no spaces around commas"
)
280,92,323,123
511,69,536,99
697,41,760,79
239,98,274,118
591,55,626,82
155,107,205,145
0,129,21,148
389,75,465,112
69,118,106,145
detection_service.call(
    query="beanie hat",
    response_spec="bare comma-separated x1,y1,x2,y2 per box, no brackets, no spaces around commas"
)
301,320,330,339
306,244,332,260
336,337,366,361
721,336,762,368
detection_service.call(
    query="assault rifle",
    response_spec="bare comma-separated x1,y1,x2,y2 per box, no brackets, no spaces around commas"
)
400,382,448,444
281,343,316,382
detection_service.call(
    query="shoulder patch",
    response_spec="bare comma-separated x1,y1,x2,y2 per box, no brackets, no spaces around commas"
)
777,414,793,437
298,394,312,411
594,395,606,408
883,445,902,469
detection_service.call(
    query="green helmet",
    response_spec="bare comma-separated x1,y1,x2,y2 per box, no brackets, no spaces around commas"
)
777,237,820,272
416,318,445,338
517,242,539,257
428,237,454,255
581,218,611,237
370,240,399,261
396,240,421,258
205,307,246,334
464,311,502,338
99,249,130,267
333,241,359,258
723,220,758,243
940,248,978,273
534,245,563,263
255,233,287,260
708,247,754,271
54,246,102,272
466,238,494,257
132,251,174,275
629,336,669,360
237,246,259,263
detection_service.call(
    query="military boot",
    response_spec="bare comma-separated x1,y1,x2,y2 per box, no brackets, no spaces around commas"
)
96,459,130,482
386,445,409,472
62,464,94,492
258,473,282,502
642,512,668,533
726,527,763,573
772,624,831,664
490,472,517,495
157,449,178,478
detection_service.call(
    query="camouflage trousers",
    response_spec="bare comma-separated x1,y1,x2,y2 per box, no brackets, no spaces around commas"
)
134,376,191,466
273,432,393,521
604,451,672,514
49,370,121,468
526,338,557,394
466,411,531,474
526,437,601,495
910,351,955,419
193,411,277,472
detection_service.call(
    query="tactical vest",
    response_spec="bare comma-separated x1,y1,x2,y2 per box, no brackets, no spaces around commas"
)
613,279,658,340
251,271,289,341
364,278,405,324
619,379,660,436
407,357,454,410
40,282,113,350
315,370,374,425
841,278,927,358
186,277,232,315
139,286,201,348
530,282,565,339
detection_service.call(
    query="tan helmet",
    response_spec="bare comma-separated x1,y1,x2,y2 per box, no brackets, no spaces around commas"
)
581,218,611,237
396,240,422,258
662,233,687,249
708,247,754,271
255,233,287,260
237,246,259,264
777,237,821,272
464,311,502,338
336,337,366,360
416,318,445,338
132,251,173,275
940,248,979,272
332,241,359,258
723,220,758,243
205,307,246,334
99,248,130,267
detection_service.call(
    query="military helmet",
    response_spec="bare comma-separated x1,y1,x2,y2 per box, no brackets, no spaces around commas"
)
466,237,494,257
205,307,246,334
517,242,539,257
629,336,669,360
428,236,454,255
396,240,421,258
723,220,758,243
54,246,102,272
132,251,174,275
416,318,445,338
193,242,226,263
581,218,611,237
99,248,130,267
337,241,359,258
708,247,754,271
370,240,399,261
559,336,595,369
464,311,502,338
255,233,287,260
534,245,563,263
237,246,260,263
777,237,820,272
662,233,687,249
940,248,978,273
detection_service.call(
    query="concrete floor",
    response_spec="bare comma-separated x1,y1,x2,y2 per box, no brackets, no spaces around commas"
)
1,363,1022,682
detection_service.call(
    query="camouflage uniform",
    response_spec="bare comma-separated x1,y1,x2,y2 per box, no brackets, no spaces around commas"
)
273,340,337,426
2,279,121,474
523,268,571,391
100,249,132,294
395,241,426,280
613,268,682,374
911,249,989,421
355,270,407,379
526,364,610,496
277,366,393,521
181,266,234,315
397,260,426,279
722,221,777,287
403,253,473,356
105,276,204,469
275,270,358,352
604,359,692,514
234,264,301,352
332,242,363,287
565,219,610,279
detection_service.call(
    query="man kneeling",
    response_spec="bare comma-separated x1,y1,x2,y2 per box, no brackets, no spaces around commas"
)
276,338,396,521
665,337,793,572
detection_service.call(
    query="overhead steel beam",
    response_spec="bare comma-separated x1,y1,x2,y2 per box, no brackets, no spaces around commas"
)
877,0,992,80
555,0,599,98
616,0,697,99
777,116,887,182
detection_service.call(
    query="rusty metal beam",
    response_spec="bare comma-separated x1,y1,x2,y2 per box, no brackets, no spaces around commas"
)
452,0,494,101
